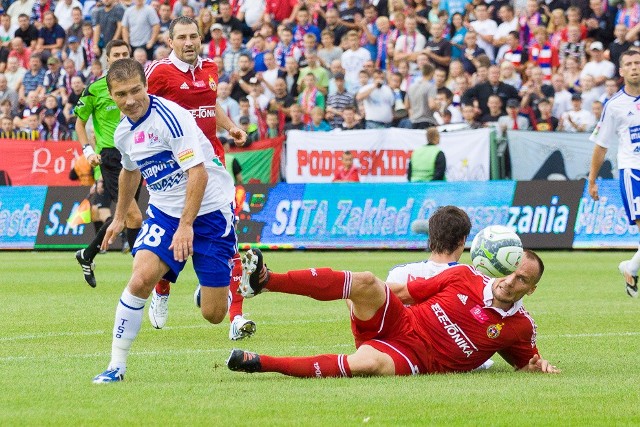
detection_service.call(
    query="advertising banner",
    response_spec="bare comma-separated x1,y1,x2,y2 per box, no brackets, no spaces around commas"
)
574,179,639,248
228,136,284,183
510,180,584,248
0,139,83,186
241,181,515,249
0,186,47,248
285,128,491,183
507,131,618,181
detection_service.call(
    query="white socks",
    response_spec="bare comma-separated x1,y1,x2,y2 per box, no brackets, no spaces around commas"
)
109,289,146,373
628,247,640,276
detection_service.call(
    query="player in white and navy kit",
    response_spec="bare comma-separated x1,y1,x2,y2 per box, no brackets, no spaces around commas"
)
589,49,640,298
92,59,236,383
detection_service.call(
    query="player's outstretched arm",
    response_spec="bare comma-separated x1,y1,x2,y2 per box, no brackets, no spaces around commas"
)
518,354,561,374
102,168,141,250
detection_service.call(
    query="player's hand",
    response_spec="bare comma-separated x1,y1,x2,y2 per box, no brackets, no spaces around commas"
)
229,126,248,146
588,181,599,201
102,217,126,250
87,153,101,167
521,354,561,374
169,224,194,262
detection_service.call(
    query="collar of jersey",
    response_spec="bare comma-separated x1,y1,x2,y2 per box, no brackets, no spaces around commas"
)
127,95,155,130
169,51,202,73
482,281,523,318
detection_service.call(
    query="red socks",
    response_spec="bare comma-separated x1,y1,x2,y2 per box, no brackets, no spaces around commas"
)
228,254,244,320
260,354,351,378
154,278,171,295
266,268,352,301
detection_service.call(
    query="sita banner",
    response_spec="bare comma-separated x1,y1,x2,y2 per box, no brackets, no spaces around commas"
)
285,128,491,183
0,139,82,186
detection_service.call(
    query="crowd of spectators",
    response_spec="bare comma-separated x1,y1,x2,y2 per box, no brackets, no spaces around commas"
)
0,0,638,143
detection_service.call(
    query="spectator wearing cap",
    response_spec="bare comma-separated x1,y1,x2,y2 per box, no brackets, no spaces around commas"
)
36,11,65,58
208,23,227,59
65,6,84,41
356,69,394,129
54,0,82,31
326,72,355,129
0,74,19,117
122,0,159,60
39,107,70,140
19,53,45,103
238,115,259,144
580,41,615,89
497,98,530,136
560,93,596,132
42,55,66,99
65,35,84,71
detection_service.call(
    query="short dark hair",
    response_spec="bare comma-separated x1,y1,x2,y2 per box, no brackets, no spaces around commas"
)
169,16,199,38
619,49,640,66
106,39,131,57
523,249,544,283
437,87,453,99
428,206,472,254
18,13,29,20
106,58,146,92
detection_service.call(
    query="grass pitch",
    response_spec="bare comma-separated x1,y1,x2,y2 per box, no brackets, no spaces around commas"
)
1,250,640,426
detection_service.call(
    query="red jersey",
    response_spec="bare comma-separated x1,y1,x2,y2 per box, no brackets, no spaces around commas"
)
265,0,298,22
145,52,224,162
332,165,360,182
407,265,538,373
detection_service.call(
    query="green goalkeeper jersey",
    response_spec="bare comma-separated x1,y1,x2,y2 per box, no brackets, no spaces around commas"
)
74,76,121,153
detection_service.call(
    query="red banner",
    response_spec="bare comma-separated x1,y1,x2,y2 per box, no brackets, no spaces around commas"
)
0,139,83,186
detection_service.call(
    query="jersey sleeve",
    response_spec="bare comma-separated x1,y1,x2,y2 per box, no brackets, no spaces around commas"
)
145,62,164,96
497,319,539,370
114,125,137,171
165,107,207,172
407,265,460,303
589,101,617,148
73,85,95,122
386,265,408,283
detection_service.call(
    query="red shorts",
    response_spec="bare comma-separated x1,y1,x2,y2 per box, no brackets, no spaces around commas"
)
350,286,433,375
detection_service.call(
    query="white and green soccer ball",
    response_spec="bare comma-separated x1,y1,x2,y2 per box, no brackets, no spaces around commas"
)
470,225,523,278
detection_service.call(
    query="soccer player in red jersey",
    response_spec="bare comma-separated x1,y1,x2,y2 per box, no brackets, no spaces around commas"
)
228,207,560,377
144,17,253,341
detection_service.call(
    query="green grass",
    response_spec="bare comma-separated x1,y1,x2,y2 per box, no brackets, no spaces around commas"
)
1,250,640,426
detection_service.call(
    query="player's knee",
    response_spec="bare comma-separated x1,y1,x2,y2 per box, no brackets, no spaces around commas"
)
201,304,227,324
351,271,382,298
349,354,387,376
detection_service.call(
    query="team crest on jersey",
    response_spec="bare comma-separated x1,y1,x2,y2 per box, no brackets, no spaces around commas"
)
486,323,504,339
209,76,217,91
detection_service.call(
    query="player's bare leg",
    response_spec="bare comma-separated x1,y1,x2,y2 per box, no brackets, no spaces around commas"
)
619,219,640,298
199,285,229,324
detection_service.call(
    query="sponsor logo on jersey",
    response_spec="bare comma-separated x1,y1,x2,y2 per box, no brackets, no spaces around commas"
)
189,105,216,119
470,305,489,323
209,76,217,91
180,82,189,90
629,111,635,116
194,80,206,88
431,303,478,358
630,125,640,144
134,131,145,144
457,293,468,305
486,323,504,339
178,148,194,163
106,105,118,111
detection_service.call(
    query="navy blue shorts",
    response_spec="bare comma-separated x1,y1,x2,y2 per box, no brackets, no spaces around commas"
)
132,204,237,287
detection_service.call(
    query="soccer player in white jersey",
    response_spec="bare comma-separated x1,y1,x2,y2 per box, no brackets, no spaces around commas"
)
588,49,640,298
92,59,237,383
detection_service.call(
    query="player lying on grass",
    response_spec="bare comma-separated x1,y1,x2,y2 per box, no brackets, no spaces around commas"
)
228,236,559,377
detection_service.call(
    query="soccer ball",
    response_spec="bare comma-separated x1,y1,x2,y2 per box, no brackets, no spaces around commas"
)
470,225,523,277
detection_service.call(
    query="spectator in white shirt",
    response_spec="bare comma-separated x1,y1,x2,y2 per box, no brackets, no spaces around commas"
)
580,41,615,89
341,30,371,92
560,93,595,132
394,16,426,72
470,2,498,61
54,0,83,31
356,69,395,128
493,5,518,59
551,73,572,119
